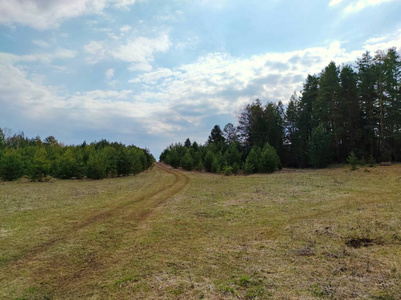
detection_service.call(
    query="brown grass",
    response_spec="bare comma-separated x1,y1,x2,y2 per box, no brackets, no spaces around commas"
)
1,163,400,299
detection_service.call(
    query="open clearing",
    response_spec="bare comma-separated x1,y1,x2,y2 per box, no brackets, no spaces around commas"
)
0,163,400,299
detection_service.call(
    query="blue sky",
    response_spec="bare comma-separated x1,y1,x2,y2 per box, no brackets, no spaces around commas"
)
1,0,401,158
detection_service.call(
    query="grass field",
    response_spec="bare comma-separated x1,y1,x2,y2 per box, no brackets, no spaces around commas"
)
0,163,400,299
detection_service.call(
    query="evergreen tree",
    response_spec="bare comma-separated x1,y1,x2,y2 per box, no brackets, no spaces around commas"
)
308,124,331,168
297,75,319,167
30,146,51,180
86,151,107,179
340,65,361,158
260,143,280,173
244,146,262,174
184,138,192,148
0,148,24,181
207,125,225,145
357,51,378,159
204,150,214,172
180,150,194,171
223,123,238,144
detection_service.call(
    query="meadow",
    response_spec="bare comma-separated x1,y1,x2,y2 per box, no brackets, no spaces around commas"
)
0,163,400,299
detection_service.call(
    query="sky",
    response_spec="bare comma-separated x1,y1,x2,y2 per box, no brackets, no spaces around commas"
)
1,0,401,158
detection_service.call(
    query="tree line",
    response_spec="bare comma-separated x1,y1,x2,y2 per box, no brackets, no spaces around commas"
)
160,47,401,172
0,129,155,181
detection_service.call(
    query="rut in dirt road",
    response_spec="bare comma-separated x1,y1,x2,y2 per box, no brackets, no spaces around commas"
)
9,163,190,267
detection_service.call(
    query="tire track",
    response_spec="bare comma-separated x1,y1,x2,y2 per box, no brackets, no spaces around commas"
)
8,163,190,267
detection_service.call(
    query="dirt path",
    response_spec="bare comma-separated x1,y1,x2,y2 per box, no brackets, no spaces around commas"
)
3,163,190,299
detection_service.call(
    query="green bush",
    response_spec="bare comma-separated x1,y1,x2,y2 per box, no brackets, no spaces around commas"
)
222,165,233,176
244,161,255,175
195,161,204,172
347,151,358,170
232,162,240,174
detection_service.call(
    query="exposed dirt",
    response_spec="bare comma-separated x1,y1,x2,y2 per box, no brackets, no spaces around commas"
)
345,237,382,248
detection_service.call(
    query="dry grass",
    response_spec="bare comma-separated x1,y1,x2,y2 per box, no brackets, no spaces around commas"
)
0,164,400,299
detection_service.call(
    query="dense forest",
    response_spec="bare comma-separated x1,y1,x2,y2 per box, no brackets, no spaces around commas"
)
160,48,401,173
0,129,155,181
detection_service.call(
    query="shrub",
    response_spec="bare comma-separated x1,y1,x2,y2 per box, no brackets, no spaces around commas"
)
232,162,240,174
222,165,233,176
347,151,358,170
244,161,255,175
195,161,204,172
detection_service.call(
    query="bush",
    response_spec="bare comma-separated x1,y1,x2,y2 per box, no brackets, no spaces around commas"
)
222,165,233,176
232,162,240,174
195,161,204,172
347,151,358,170
244,161,255,175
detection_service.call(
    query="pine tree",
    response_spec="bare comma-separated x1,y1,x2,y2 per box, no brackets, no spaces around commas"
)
340,65,361,157
308,124,331,168
180,150,194,171
0,148,24,181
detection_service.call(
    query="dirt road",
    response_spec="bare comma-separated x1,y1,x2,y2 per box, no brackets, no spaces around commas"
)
2,163,190,299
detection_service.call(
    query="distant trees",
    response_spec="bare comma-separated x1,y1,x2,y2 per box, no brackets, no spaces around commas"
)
0,131,155,181
287,47,401,167
161,47,401,173
160,120,281,175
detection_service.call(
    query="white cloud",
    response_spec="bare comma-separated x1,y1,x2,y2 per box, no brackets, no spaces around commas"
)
344,0,395,13
0,48,76,65
0,0,143,30
84,41,106,63
105,68,115,80
363,29,401,52
112,34,171,66
125,40,366,130
329,0,345,6
175,36,200,50
84,33,171,71
0,57,178,138
32,39,50,48
129,68,181,84
119,25,132,32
